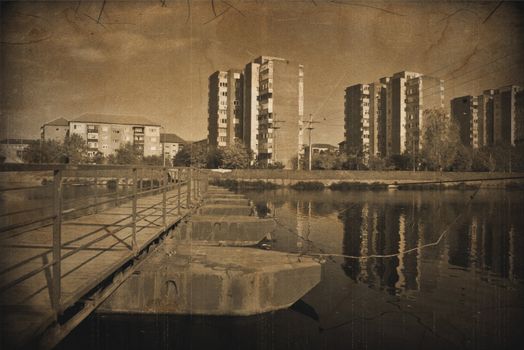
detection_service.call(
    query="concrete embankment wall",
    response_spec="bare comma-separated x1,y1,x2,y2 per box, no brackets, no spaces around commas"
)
208,170,524,188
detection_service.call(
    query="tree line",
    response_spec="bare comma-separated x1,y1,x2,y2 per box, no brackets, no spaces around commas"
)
21,134,165,165
312,109,524,172
15,109,524,172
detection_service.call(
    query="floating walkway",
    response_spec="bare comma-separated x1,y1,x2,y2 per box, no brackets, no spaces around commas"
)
98,186,322,316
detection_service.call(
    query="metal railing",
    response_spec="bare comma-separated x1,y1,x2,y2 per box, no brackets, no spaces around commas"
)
0,164,208,318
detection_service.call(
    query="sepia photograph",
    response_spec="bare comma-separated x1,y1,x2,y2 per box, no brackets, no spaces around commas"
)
1,0,524,349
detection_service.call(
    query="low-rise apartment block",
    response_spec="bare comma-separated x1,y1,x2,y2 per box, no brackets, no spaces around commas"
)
0,139,38,163
41,117,69,141
160,133,186,164
69,114,161,158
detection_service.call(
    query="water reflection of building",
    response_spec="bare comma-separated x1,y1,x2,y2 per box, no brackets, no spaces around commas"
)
467,197,523,280
296,200,313,251
340,198,427,294
339,193,523,297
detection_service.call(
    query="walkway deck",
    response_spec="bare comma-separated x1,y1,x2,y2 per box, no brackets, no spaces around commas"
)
0,181,195,348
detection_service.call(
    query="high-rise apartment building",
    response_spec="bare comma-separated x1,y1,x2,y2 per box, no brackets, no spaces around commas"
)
208,70,243,148
243,62,260,157
516,90,524,145
344,71,444,161
453,86,523,148
344,82,384,162
253,56,304,169
493,85,522,146
405,75,445,155
451,96,480,148
208,56,304,169
384,71,421,156
478,89,495,146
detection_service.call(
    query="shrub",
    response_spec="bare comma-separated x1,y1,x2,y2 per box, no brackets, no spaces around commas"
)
290,181,325,190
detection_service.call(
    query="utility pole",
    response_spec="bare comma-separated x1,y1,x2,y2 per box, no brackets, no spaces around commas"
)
271,113,285,166
162,138,166,167
306,114,319,171
412,138,415,172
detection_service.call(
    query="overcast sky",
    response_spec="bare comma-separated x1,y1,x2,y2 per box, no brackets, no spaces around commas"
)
1,0,523,144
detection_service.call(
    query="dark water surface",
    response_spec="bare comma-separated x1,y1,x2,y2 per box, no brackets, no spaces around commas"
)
59,188,524,350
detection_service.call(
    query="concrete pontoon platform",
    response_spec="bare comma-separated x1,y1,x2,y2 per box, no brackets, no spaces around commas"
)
198,204,254,216
98,241,321,316
204,198,251,206
176,215,276,246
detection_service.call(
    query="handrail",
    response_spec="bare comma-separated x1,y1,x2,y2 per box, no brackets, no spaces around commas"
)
0,163,199,172
0,184,53,193
0,164,208,323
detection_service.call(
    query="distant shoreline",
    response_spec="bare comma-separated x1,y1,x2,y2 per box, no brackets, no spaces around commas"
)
208,169,524,190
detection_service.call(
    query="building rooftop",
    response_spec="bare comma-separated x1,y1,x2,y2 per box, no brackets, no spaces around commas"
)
311,143,337,150
71,113,160,126
44,117,69,126
160,133,185,144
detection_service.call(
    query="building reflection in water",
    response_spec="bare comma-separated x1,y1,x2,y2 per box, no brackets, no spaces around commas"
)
337,193,523,295
249,190,523,291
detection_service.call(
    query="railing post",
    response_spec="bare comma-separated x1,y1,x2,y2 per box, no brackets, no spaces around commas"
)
132,168,138,254
194,170,198,199
115,176,119,207
187,168,192,206
195,169,200,200
177,169,181,215
162,168,167,228
52,169,62,313
94,169,98,214
139,168,143,197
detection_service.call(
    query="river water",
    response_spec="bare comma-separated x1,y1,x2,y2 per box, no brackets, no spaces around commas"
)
58,188,524,350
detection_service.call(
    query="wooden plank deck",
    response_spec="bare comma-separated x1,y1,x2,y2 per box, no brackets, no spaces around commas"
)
0,187,192,347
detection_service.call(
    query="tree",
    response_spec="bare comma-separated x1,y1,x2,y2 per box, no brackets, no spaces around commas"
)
385,154,411,170
449,145,473,172
367,156,386,171
92,151,106,164
173,147,191,167
310,153,346,170
172,143,210,168
217,141,251,169
62,134,88,164
206,147,222,168
268,161,285,169
471,148,494,172
23,140,63,163
143,155,163,166
421,108,460,171
344,146,367,170
110,142,142,164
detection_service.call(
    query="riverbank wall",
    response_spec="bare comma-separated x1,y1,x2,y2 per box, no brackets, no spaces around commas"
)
208,170,524,189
